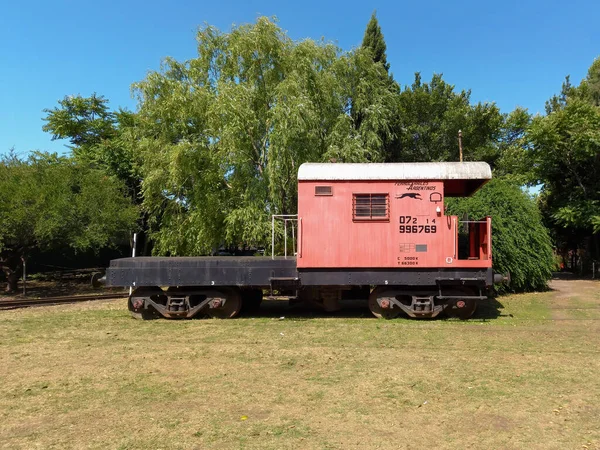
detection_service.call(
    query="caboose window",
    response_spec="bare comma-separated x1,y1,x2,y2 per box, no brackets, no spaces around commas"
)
353,194,389,221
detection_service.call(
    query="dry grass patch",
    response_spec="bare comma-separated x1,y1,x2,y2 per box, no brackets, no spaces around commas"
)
1,280,599,449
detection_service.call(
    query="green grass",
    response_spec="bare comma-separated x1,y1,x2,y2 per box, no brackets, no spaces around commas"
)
1,280,599,449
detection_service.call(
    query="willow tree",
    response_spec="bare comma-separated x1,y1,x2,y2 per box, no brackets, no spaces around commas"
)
132,17,396,255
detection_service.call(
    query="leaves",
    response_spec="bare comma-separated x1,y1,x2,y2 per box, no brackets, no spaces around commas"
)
42,95,141,202
361,11,390,73
394,73,503,164
447,179,555,292
132,17,396,255
529,99,600,232
0,153,138,258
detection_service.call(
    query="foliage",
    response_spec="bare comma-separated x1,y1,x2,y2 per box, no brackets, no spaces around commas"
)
527,58,600,269
494,107,535,185
131,17,397,255
0,152,138,291
529,99,600,233
361,12,390,73
394,73,503,164
42,93,116,149
360,12,401,162
43,94,140,200
580,57,600,107
446,179,554,292
546,58,600,113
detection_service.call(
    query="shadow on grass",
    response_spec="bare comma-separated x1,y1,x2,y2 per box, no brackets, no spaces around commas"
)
238,297,507,321
470,296,505,320
246,299,375,320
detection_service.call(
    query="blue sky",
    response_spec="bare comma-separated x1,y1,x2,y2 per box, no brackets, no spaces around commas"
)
1,0,598,156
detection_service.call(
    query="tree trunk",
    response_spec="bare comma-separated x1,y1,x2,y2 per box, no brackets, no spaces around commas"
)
0,252,21,293
1,265,18,293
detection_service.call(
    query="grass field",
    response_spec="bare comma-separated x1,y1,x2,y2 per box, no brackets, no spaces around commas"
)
1,278,599,449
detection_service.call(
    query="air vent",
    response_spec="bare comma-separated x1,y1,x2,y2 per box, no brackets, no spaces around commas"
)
315,186,333,196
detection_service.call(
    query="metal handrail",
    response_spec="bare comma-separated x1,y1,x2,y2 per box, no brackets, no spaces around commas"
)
271,214,299,259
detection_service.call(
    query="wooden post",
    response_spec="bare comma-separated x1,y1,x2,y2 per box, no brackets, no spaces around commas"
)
22,256,26,297
458,130,463,162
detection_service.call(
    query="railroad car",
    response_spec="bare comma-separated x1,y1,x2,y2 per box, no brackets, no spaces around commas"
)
104,162,506,320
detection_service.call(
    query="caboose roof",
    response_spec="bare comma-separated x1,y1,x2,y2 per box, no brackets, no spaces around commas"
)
298,162,492,196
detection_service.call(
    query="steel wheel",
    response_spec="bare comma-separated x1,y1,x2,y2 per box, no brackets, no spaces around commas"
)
368,287,401,319
206,288,242,319
443,288,478,320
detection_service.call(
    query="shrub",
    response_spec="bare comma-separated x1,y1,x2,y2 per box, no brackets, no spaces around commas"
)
446,178,554,292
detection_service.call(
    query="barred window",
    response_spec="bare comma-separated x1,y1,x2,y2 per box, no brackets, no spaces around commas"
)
353,194,389,221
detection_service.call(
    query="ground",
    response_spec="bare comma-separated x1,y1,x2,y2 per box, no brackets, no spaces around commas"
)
0,278,599,449
0,275,122,300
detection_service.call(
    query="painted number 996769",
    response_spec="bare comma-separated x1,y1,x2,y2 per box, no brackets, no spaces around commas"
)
399,225,437,233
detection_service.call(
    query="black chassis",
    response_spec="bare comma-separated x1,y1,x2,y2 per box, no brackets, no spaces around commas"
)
106,256,492,291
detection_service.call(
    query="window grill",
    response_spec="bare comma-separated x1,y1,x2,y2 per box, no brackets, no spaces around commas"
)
353,194,389,221
315,186,333,196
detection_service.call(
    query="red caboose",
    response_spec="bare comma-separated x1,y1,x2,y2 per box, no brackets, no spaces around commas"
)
105,162,501,320
296,162,493,318
298,162,491,269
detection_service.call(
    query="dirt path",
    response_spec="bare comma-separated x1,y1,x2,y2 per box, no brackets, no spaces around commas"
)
548,278,600,321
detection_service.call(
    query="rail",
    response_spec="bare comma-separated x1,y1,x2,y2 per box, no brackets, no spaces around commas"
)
0,292,127,310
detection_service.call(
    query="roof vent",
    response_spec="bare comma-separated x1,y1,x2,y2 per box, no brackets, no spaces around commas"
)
315,186,333,196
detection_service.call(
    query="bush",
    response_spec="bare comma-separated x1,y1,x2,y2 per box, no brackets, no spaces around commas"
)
446,178,554,292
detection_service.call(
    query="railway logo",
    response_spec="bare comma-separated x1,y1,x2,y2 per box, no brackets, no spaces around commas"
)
396,193,422,200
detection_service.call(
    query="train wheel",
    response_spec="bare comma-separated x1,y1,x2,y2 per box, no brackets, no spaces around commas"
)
206,288,242,319
368,287,401,319
129,287,163,320
443,288,478,320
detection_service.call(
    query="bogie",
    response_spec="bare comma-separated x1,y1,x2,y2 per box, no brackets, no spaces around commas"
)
368,286,481,320
128,286,244,320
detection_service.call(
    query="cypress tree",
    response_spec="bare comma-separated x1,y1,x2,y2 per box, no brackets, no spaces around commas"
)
360,12,401,162
362,12,390,73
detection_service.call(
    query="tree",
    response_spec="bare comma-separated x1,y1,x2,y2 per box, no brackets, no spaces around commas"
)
494,107,535,185
0,152,138,292
446,179,554,292
42,94,116,149
361,12,390,73
580,57,600,107
43,94,140,201
395,73,503,164
528,57,600,269
360,12,401,162
529,99,600,266
131,17,397,255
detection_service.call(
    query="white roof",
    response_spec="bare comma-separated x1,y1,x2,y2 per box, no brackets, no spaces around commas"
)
298,162,492,181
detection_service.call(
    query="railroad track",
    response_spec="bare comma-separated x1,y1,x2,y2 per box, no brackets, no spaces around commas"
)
0,292,128,310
